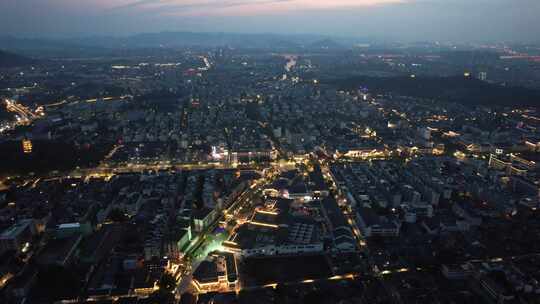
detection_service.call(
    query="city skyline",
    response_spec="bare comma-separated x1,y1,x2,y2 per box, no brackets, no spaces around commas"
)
2,1,540,303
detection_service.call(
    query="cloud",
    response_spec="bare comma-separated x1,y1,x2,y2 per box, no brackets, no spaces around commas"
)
110,0,163,10
109,0,405,16
110,0,292,11
0,0,538,41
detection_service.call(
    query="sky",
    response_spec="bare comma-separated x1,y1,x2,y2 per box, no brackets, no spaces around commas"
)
0,0,539,42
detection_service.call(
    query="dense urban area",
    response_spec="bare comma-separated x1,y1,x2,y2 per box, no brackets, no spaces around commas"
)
1,36,540,304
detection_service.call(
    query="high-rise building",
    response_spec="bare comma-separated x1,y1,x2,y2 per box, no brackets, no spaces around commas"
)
22,139,32,154
478,71,487,81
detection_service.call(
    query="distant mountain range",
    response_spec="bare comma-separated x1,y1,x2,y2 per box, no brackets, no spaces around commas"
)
0,32,372,57
0,49,35,68
70,32,333,49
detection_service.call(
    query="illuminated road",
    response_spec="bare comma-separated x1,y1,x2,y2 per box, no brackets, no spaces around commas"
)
4,99,38,121
84,95,130,103
318,160,367,251
244,272,360,292
70,162,239,177
70,159,297,178
175,171,275,296
1,98,41,133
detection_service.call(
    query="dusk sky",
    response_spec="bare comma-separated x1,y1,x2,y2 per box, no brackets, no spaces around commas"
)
1,0,538,41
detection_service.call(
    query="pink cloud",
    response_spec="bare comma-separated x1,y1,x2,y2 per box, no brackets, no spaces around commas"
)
110,0,406,17
220,0,406,16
